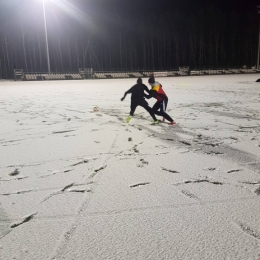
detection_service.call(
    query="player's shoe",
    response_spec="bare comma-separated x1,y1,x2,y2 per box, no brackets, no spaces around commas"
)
154,120,159,124
126,116,132,123
169,121,177,126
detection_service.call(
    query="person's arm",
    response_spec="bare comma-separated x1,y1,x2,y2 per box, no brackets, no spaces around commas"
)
121,87,133,101
142,84,151,99
144,89,156,99
143,84,150,95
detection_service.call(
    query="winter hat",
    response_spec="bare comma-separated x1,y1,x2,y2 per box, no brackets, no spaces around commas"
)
137,77,142,84
148,77,155,84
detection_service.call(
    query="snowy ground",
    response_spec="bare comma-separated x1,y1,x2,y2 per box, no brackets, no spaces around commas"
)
0,74,260,260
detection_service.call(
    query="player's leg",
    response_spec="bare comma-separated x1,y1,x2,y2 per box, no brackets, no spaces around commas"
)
151,101,161,116
164,98,168,111
160,100,167,121
139,100,158,122
159,100,175,124
130,101,138,116
127,101,138,122
161,111,174,122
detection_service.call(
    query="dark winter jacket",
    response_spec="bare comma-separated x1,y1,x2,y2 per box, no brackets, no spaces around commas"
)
122,83,150,100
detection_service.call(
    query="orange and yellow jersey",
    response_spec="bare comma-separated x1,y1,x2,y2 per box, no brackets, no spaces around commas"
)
150,81,167,102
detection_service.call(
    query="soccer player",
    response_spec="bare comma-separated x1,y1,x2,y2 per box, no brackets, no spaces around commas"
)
146,76,176,125
121,78,159,124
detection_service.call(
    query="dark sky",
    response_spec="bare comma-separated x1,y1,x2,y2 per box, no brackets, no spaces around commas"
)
0,0,259,25
0,0,259,75
82,0,258,16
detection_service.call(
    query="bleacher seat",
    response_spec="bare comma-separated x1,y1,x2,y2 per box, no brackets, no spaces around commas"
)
131,72,143,77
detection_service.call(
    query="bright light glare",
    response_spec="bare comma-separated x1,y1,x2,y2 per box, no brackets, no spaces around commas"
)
51,0,92,25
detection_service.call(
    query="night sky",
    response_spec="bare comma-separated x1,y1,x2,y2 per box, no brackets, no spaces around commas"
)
0,0,259,78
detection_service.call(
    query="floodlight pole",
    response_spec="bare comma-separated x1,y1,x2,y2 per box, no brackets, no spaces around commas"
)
257,6,260,69
43,0,51,74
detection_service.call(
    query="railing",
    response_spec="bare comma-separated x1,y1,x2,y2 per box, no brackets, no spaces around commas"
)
21,68,260,81
23,73,83,81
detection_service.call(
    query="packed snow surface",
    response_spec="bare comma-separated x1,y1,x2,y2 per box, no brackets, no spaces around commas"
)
1,74,260,259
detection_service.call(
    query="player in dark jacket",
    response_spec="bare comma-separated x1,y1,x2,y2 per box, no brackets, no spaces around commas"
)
121,78,159,124
146,76,176,125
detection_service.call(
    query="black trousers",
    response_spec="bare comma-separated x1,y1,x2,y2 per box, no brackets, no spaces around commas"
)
130,99,157,121
152,98,173,122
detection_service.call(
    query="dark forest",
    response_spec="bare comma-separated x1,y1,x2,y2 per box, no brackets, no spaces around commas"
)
0,0,259,79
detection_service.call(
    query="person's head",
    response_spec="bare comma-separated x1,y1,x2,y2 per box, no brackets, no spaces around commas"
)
148,76,155,85
137,77,142,84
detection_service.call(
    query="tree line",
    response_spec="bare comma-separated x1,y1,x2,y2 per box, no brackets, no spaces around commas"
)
0,1,258,79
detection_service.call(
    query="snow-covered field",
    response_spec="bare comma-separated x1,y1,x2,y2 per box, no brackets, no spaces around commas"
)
1,74,260,260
